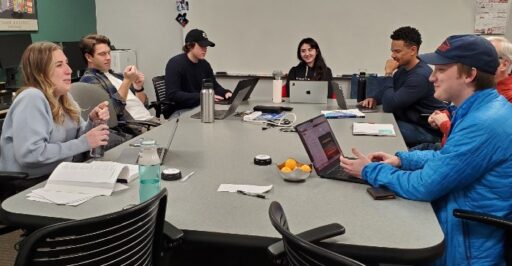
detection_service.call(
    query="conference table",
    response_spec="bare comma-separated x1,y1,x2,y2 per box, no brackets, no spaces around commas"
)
1,99,444,263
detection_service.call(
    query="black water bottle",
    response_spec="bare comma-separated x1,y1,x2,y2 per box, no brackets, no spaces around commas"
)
357,71,367,102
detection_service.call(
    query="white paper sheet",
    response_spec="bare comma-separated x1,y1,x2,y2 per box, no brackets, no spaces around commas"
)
217,184,273,194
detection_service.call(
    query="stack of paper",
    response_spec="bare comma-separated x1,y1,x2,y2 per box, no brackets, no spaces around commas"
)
27,161,137,206
321,109,365,119
352,122,396,136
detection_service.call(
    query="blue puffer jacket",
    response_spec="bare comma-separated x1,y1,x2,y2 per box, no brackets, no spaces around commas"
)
362,89,512,265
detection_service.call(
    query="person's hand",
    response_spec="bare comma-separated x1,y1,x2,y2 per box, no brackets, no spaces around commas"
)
133,71,145,89
224,92,232,99
428,110,449,129
123,65,138,82
214,95,225,102
339,148,371,179
85,124,110,148
358,98,376,108
89,101,110,122
368,151,401,167
384,59,399,76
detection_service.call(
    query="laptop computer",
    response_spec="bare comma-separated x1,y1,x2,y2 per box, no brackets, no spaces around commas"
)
116,118,179,164
190,85,251,120
333,83,377,113
289,81,328,104
294,115,368,184
217,77,259,105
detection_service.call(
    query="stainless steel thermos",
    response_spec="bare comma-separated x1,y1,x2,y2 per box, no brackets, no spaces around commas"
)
200,78,215,123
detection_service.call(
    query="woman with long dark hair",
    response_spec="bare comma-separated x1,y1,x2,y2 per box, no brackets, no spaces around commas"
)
285,38,333,97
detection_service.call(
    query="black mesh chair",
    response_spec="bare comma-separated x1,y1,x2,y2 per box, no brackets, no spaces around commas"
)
15,188,174,266
151,76,176,119
268,201,364,266
453,209,512,265
0,118,47,235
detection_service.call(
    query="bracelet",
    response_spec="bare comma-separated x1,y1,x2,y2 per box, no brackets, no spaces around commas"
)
134,87,144,92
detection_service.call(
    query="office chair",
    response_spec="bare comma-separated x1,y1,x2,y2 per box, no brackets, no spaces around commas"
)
70,82,159,132
453,209,512,265
15,188,180,266
268,201,364,266
0,118,48,235
151,76,176,119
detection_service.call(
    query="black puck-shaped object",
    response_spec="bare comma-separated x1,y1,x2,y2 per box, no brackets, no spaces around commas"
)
162,168,182,181
254,154,272,166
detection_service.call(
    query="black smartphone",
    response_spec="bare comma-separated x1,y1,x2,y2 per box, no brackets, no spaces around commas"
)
367,187,396,200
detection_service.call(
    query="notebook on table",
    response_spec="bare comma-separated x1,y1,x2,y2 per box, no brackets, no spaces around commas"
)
116,118,179,165
190,85,251,120
294,115,368,184
289,81,328,104
216,77,259,105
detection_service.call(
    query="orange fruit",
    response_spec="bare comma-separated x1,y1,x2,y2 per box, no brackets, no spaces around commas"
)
300,165,312,172
281,166,292,173
284,159,297,170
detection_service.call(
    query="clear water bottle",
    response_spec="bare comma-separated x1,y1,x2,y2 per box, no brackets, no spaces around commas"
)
138,139,161,202
272,70,283,103
356,71,367,102
200,78,215,123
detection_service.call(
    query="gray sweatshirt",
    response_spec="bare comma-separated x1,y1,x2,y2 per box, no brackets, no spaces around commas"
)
0,88,91,177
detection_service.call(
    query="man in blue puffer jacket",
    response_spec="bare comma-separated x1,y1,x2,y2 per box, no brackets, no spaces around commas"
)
341,34,512,265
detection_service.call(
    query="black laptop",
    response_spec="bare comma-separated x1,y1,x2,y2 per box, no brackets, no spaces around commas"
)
191,85,251,120
333,83,377,113
294,115,368,184
217,77,259,105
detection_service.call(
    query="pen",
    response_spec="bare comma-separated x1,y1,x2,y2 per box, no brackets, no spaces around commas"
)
237,190,267,199
180,171,195,182
420,113,431,117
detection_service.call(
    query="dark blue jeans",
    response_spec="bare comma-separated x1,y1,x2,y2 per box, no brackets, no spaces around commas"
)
396,120,441,148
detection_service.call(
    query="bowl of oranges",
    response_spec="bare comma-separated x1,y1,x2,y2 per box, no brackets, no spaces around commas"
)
277,158,312,182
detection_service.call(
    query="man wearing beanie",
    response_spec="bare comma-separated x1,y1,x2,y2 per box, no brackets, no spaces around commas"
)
164,29,232,115
340,35,512,264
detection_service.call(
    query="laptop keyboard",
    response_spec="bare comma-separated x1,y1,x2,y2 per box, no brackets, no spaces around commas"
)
325,165,351,178
356,103,378,113
216,99,231,105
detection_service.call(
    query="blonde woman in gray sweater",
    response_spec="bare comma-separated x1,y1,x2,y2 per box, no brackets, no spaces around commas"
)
0,42,109,178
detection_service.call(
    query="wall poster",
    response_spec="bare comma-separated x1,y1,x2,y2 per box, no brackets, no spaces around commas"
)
0,0,37,31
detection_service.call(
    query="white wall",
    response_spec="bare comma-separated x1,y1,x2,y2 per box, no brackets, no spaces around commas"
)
95,0,512,101
185,0,475,76
95,0,183,102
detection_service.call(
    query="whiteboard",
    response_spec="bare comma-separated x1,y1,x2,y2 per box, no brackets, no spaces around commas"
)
185,0,475,76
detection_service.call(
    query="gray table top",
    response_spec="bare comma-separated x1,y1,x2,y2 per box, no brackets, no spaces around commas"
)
1,99,444,261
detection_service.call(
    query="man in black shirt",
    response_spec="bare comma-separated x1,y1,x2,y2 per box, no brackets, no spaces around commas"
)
165,29,232,115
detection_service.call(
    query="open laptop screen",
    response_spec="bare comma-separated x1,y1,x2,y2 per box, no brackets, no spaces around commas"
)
295,115,342,171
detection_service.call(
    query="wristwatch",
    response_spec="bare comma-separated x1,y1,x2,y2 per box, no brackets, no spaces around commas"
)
134,87,144,92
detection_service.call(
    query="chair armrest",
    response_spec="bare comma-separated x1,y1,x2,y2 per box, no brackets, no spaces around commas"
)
126,120,161,128
150,100,175,107
164,222,184,241
162,222,184,249
0,171,29,180
453,209,512,230
268,223,345,257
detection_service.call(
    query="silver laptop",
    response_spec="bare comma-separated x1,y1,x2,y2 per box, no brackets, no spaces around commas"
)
289,81,328,104
190,85,251,120
116,118,179,165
